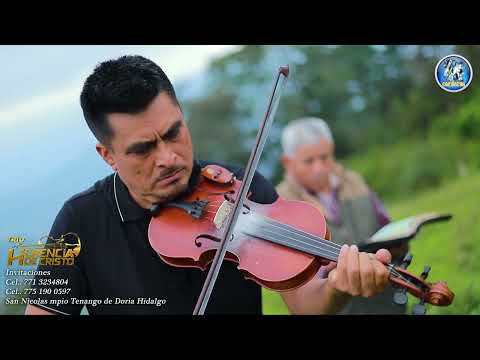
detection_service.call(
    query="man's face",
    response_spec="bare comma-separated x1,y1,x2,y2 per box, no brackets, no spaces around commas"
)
97,92,194,208
282,138,335,193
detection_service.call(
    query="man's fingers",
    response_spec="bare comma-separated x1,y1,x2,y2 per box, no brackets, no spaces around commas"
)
347,245,361,296
373,249,391,291
329,246,390,297
318,261,337,279
375,248,392,264
359,252,375,297
323,261,337,273
371,257,390,290
337,244,348,273
328,268,337,285
329,245,348,292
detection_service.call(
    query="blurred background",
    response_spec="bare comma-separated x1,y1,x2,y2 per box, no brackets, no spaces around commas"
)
1,45,479,315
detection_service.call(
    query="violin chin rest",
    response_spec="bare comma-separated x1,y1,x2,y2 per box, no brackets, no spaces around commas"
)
201,165,234,184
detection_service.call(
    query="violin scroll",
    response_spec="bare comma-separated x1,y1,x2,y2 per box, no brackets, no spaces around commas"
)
426,281,455,306
390,254,454,314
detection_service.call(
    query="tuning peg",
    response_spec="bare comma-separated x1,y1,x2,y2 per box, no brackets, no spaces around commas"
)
391,252,413,306
393,288,408,305
412,299,427,315
420,265,431,280
400,252,413,269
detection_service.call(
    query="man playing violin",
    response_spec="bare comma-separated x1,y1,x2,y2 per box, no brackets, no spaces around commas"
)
25,55,393,315
277,117,408,314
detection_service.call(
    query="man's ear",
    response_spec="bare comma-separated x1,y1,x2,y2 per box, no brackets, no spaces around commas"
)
96,143,117,171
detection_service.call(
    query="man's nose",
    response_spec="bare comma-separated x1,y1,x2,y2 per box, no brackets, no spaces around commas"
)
311,159,326,173
153,142,177,168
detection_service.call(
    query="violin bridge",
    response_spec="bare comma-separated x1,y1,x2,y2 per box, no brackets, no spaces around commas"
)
213,200,233,229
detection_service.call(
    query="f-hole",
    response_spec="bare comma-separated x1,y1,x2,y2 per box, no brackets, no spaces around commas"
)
195,234,221,247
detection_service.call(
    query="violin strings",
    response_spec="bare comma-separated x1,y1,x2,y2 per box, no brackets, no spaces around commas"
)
198,204,413,284
251,220,411,284
203,202,343,250
248,212,346,252
243,213,413,284
206,208,409,283
199,214,410,284
255,214,411,283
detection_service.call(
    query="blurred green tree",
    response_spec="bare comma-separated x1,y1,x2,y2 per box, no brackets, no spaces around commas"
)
183,45,480,192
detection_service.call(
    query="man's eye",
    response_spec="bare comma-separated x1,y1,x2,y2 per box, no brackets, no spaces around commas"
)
131,143,154,155
135,147,150,155
304,158,314,165
164,124,181,141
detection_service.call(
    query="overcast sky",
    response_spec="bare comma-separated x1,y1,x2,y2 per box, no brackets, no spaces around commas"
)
0,45,240,128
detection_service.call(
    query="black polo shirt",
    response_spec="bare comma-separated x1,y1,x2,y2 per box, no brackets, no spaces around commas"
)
29,160,278,315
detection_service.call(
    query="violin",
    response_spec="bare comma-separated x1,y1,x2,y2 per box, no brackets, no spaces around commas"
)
148,65,454,315
148,164,454,313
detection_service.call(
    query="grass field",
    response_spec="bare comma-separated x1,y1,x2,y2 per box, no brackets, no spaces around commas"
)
262,172,480,315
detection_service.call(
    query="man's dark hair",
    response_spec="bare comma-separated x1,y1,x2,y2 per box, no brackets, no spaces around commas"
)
80,55,179,146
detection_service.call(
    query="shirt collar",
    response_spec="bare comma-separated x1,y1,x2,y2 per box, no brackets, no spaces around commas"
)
113,172,151,222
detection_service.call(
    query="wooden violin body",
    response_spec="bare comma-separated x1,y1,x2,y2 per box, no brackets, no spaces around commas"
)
149,165,329,291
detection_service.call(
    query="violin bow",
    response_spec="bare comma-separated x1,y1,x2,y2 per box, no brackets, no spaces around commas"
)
192,65,290,315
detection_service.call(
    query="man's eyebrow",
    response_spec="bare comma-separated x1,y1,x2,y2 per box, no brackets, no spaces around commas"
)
125,139,157,154
124,120,182,154
162,120,182,138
